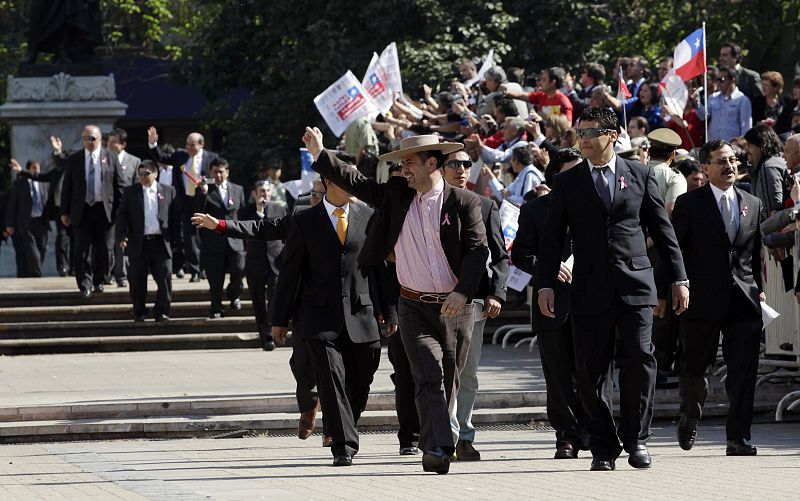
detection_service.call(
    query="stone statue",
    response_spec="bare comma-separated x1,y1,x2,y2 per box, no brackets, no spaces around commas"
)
22,0,103,64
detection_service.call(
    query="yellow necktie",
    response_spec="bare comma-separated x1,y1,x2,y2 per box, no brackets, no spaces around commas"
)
186,158,196,196
333,207,347,245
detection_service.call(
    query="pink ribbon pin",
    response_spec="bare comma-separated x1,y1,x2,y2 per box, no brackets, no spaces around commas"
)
157,192,164,200
619,175,627,190
442,213,451,226
740,206,748,217
228,198,234,207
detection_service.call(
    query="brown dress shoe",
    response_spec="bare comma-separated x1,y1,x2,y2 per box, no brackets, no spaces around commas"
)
554,443,578,459
298,401,319,440
455,440,481,461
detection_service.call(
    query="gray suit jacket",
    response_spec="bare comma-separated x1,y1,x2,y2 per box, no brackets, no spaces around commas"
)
117,151,141,189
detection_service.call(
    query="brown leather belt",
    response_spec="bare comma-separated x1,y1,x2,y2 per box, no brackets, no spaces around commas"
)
398,286,467,305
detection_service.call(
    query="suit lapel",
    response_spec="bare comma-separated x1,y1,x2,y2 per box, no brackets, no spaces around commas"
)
574,160,607,213
732,187,753,245
439,182,457,243
610,156,630,214
314,201,341,248
156,184,167,223
345,203,364,247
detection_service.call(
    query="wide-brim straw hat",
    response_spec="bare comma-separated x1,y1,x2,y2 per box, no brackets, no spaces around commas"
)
379,135,464,161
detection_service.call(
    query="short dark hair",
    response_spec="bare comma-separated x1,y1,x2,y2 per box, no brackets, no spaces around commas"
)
545,67,566,89
418,149,445,168
25,159,41,170
718,65,738,80
744,124,784,158
511,146,532,166
161,143,176,156
629,116,649,133
579,106,618,130
721,41,742,62
674,157,702,177
210,157,229,170
139,159,157,173
494,97,519,118
109,128,128,145
583,63,606,84
507,67,525,84
437,91,455,108
387,162,402,174
545,147,582,186
707,65,719,80
699,139,732,164
253,179,269,191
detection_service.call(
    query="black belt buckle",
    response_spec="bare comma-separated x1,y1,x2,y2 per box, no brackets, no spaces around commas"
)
144,234,162,240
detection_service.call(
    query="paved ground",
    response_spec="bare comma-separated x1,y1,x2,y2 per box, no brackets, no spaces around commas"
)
0,422,798,500
0,345,543,407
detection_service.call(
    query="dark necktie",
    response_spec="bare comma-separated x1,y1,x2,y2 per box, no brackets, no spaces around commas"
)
720,193,737,243
87,154,96,205
595,166,612,211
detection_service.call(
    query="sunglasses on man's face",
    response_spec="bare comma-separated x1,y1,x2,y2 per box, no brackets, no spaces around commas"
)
716,77,729,83
83,136,98,142
576,128,614,139
138,171,154,177
444,160,472,170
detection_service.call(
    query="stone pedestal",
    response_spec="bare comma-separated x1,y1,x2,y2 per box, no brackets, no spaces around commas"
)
0,72,128,169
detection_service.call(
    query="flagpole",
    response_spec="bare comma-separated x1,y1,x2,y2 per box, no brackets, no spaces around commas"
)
702,22,708,142
620,66,628,130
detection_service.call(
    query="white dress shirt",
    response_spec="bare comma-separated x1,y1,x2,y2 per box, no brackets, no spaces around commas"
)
709,183,740,230
216,181,229,207
588,153,618,202
143,183,161,235
85,148,102,204
322,196,349,232
158,165,173,186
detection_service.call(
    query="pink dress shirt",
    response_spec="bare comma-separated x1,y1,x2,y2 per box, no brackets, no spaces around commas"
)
394,178,458,293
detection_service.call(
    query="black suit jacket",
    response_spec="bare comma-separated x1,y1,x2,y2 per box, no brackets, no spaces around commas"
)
737,66,763,103
269,201,383,343
475,197,509,302
115,183,179,259
671,184,763,321
238,202,286,276
195,182,246,253
6,177,49,232
512,195,571,330
312,149,489,299
149,146,218,202
59,148,123,225
537,156,686,315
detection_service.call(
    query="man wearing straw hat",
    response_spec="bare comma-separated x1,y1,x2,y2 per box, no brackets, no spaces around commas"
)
302,128,488,475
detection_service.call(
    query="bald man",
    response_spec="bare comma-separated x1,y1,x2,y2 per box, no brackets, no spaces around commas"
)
784,134,800,173
59,125,124,297
148,127,219,281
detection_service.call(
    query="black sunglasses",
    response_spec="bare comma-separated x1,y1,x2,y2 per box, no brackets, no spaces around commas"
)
576,128,614,139
138,170,154,176
83,136,98,142
444,160,473,169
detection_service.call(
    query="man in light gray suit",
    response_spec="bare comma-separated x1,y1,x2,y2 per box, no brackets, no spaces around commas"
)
108,128,140,287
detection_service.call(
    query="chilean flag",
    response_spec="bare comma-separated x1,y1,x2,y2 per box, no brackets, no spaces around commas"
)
672,27,706,82
617,66,631,100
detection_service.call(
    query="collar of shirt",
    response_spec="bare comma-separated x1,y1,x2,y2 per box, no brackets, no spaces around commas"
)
587,153,617,175
85,149,98,162
160,164,172,171
417,177,445,202
322,196,349,218
215,181,228,191
194,150,204,162
117,151,126,164
709,183,737,206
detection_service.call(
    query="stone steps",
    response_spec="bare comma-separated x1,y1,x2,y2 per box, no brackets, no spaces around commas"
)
0,300,255,322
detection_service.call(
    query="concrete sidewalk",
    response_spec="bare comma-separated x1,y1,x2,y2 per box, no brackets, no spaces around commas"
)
0,345,544,407
0,422,798,500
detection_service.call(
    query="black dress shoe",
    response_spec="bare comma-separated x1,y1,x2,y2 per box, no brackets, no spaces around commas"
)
262,338,276,351
154,314,170,322
80,289,92,299
103,278,113,286
176,269,185,279
58,268,68,277
230,298,242,310
726,438,757,456
422,447,450,474
677,414,698,451
93,284,105,293
627,445,652,468
189,274,201,283
208,312,222,319
590,458,615,471
116,279,128,287
332,452,352,466
399,446,420,455
554,443,578,459
134,315,145,322
198,270,207,280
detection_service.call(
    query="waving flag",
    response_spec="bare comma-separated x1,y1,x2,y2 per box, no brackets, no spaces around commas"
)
617,66,632,100
672,27,706,82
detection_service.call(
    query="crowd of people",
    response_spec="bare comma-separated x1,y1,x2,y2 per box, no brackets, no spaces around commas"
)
2,38,799,475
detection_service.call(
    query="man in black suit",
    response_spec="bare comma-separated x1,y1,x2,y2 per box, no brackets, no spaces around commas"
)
671,139,764,456
5,159,50,277
59,125,123,297
304,128,488,475
537,107,689,471
194,158,246,318
116,160,180,322
148,126,219,282
107,128,140,287
441,149,509,461
270,177,388,467
719,41,763,102
238,180,286,350
513,147,592,459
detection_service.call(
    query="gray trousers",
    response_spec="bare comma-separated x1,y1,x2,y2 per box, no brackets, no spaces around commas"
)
398,297,473,455
450,301,486,443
